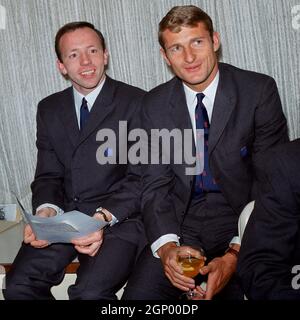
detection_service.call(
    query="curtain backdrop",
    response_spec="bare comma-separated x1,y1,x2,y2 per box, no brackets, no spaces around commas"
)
0,0,299,206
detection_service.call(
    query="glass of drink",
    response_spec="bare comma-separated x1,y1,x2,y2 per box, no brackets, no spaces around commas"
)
177,245,205,299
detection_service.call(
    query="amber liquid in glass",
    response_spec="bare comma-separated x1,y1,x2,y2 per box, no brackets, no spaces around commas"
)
178,256,205,278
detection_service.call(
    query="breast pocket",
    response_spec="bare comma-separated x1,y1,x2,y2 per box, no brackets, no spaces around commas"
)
216,134,254,169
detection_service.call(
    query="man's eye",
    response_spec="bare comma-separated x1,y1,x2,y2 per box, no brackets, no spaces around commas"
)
90,48,98,54
69,53,77,59
170,46,181,53
193,40,203,47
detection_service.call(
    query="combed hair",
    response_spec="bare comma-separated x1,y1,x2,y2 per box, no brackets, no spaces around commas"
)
158,5,214,49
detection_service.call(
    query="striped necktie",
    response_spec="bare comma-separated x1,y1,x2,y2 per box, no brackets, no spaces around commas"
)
193,93,219,196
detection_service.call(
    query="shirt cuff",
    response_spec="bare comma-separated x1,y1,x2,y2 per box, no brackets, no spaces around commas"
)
229,236,241,246
36,203,64,216
151,234,180,258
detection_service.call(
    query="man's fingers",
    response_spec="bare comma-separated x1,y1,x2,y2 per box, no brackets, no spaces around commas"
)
169,258,183,274
24,223,50,248
75,245,90,255
73,228,104,256
24,224,36,243
165,265,195,291
199,264,211,275
89,242,103,257
24,234,35,244
31,240,49,248
72,230,103,246
165,271,192,291
195,285,206,296
75,240,102,256
24,224,33,236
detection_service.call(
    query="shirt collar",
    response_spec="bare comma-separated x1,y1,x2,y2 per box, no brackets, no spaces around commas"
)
73,76,106,111
183,71,220,107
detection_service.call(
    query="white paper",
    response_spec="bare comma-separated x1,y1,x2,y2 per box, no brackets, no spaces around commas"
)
17,201,108,244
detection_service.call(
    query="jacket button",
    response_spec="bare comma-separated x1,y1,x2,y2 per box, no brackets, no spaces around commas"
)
74,197,79,202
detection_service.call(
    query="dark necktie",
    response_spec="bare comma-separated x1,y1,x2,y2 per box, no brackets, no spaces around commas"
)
80,97,89,130
193,93,219,196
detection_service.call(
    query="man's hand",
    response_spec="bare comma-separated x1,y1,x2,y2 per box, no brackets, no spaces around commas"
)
193,245,240,300
71,211,109,257
24,207,56,248
158,243,197,292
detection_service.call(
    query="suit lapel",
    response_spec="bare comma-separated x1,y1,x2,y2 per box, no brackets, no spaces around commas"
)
169,78,193,132
78,76,116,146
209,65,237,156
169,78,196,184
58,87,80,147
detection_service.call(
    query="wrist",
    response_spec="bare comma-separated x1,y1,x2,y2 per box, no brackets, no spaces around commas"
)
95,207,112,222
224,247,239,259
157,242,178,259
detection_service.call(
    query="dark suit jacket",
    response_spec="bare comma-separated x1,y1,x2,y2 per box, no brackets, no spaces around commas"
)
31,76,146,245
141,62,288,245
237,139,300,300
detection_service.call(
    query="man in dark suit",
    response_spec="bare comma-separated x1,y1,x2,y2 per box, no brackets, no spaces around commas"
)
122,5,288,300
237,139,300,300
3,22,146,300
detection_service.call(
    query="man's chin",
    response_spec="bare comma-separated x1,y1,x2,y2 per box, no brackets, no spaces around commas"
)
80,80,100,90
182,76,207,87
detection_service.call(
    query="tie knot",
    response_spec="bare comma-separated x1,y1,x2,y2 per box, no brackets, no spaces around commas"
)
196,93,205,104
81,97,88,110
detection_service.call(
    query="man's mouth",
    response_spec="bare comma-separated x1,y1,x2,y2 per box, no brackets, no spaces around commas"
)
185,64,201,72
80,69,96,76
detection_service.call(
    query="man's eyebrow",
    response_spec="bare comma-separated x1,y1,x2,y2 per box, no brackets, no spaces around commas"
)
166,43,181,50
67,45,98,52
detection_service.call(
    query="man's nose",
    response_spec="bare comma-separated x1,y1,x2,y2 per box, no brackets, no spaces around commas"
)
183,47,196,63
80,52,91,65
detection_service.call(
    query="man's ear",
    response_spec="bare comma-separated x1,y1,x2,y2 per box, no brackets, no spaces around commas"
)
212,32,221,52
103,49,109,66
160,47,171,66
56,59,67,76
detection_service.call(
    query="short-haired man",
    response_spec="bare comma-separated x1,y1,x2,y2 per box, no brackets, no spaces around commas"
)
3,22,146,300
122,5,288,300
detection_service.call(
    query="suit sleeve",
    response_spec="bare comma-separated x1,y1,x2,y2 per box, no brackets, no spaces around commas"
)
240,76,289,212
237,147,300,300
252,77,289,178
31,104,65,212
